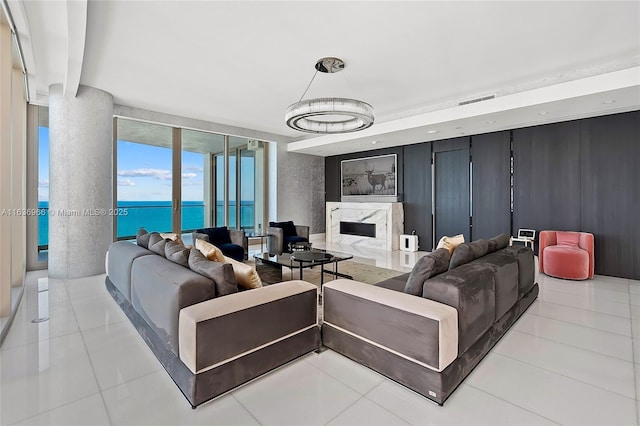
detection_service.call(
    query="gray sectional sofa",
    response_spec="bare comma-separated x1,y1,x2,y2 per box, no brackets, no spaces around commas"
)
321,235,538,405
105,240,320,408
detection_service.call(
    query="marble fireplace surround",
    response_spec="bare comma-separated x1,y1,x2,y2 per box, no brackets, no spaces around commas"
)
326,202,404,250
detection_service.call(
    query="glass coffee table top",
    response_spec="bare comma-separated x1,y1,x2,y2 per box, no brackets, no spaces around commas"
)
254,249,353,285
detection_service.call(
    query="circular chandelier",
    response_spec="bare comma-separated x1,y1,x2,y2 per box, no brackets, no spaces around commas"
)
285,58,375,134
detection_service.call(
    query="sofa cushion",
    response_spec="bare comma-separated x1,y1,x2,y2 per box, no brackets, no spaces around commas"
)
160,232,184,245
189,249,238,296
195,238,225,262
543,245,589,280
165,240,190,267
197,227,232,246
136,228,152,249
404,249,451,296
148,233,167,257
449,243,474,270
375,273,410,292
107,241,154,302
131,254,215,354
436,234,465,255
423,262,496,355
556,231,580,247
502,246,536,296
472,251,519,320
270,221,298,237
219,243,245,262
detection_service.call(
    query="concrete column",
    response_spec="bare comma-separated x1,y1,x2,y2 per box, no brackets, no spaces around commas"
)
48,84,113,279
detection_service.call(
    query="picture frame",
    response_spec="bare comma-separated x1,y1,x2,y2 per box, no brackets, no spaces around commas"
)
341,154,397,200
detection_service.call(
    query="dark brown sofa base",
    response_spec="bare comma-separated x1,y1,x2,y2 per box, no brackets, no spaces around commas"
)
322,283,539,405
106,277,321,407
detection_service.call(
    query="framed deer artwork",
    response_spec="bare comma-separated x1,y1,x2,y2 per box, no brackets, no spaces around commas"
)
341,154,397,200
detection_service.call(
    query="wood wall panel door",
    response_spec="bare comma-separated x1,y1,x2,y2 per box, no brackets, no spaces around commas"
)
580,111,640,279
471,131,511,240
512,121,581,243
403,143,432,250
435,148,470,243
324,157,340,202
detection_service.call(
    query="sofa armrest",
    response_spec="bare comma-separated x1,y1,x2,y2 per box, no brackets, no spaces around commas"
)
228,229,246,248
538,231,556,272
579,232,595,278
267,227,284,255
295,225,310,240
179,280,318,374
323,279,458,372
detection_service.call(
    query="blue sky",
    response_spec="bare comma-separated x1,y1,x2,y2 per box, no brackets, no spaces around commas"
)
38,127,255,203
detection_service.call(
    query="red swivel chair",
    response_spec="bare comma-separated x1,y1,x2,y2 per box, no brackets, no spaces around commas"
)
539,231,594,280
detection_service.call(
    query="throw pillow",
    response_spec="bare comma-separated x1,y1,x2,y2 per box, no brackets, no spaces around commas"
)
488,233,510,252
188,249,238,296
195,238,225,262
224,256,263,289
164,240,190,267
469,239,489,259
404,248,451,296
160,232,184,245
148,233,168,257
197,227,232,246
449,243,475,270
269,221,298,237
136,228,152,249
436,234,465,255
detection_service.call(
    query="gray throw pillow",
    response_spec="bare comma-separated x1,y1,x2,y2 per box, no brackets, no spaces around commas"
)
136,228,151,249
449,243,474,270
148,233,167,257
188,249,238,297
489,233,510,251
404,248,451,296
165,240,190,267
469,239,489,259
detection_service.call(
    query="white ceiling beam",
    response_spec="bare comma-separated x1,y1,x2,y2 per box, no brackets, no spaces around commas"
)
63,0,86,99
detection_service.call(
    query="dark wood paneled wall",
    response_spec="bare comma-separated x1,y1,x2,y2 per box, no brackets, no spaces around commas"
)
324,110,640,279
580,112,640,279
435,148,470,243
471,131,511,240
513,121,582,236
403,143,433,250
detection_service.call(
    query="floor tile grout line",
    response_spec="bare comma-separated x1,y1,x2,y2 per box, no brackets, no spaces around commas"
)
539,282,632,299
627,281,639,426
514,312,633,348
322,394,368,425
64,277,115,426
490,351,637,401
230,394,264,426
464,382,562,425
7,391,105,426
512,323,634,363
524,311,634,338
535,296,632,319
303,352,386,396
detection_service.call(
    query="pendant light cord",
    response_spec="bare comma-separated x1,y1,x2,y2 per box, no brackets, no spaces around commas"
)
298,70,319,102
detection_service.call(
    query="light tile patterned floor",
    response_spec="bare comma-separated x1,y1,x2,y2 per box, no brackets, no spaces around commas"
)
1,255,639,425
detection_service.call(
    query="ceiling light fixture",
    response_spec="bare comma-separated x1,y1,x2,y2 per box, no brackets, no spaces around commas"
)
427,130,438,134
538,111,548,115
285,57,374,134
602,100,616,104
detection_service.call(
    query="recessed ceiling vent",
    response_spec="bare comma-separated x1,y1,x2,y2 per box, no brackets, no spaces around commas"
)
458,94,496,106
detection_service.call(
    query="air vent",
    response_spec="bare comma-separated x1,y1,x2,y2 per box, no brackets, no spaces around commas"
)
458,94,496,106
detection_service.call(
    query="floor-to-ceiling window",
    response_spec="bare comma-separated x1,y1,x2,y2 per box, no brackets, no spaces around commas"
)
116,119,173,238
37,106,49,255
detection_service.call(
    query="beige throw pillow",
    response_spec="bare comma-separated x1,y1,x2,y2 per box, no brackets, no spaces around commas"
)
224,256,263,289
160,233,184,245
436,234,465,255
195,239,225,263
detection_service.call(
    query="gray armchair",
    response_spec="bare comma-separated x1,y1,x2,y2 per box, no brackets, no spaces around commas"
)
192,227,247,261
267,221,310,255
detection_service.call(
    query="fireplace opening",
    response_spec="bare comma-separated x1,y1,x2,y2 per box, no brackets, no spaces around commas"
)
340,221,376,238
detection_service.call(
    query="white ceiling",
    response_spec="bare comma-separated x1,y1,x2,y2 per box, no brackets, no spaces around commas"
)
9,0,640,156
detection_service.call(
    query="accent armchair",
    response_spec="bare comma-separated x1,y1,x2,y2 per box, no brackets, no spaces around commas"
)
539,230,594,280
193,227,247,261
267,221,310,255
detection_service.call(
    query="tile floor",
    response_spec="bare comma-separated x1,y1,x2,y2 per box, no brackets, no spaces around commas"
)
1,253,639,425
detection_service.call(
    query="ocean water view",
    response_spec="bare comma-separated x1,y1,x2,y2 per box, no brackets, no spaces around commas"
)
37,201,255,247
